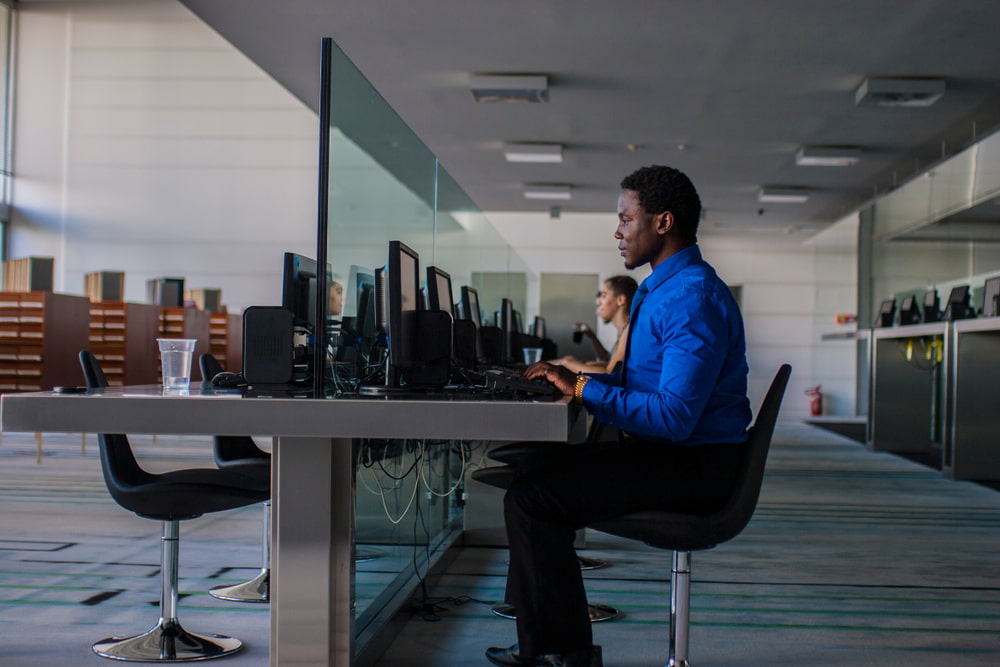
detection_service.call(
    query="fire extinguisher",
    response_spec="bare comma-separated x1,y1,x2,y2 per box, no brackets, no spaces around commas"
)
805,385,822,416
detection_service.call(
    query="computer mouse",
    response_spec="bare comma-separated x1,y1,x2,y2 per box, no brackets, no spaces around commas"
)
211,371,246,388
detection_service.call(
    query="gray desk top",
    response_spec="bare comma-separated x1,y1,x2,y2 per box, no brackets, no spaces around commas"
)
1,385,580,441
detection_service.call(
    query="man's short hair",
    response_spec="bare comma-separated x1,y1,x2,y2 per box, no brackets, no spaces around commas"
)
605,275,638,310
620,165,701,243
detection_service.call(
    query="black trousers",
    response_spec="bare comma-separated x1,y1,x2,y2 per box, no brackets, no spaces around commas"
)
502,437,746,657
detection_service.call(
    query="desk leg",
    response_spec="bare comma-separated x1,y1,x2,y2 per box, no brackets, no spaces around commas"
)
271,436,355,666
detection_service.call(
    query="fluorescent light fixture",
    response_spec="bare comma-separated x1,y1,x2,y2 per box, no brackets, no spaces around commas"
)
855,77,945,107
795,146,861,167
524,184,571,200
759,187,810,204
471,74,548,102
504,142,563,163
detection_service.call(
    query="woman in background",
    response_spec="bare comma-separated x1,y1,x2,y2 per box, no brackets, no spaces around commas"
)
550,275,637,373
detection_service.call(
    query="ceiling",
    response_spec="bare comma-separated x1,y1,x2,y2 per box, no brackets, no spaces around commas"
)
179,0,1000,236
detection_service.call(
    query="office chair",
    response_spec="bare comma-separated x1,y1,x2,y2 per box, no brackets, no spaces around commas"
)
79,351,269,661
199,353,272,602
590,363,791,667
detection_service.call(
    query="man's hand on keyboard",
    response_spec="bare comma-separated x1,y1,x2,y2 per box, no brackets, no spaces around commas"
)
523,362,578,396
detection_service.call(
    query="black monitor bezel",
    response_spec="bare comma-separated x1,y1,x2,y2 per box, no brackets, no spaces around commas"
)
385,240,421,376
984,277,1000,317
426,266,455,317
282,252,319,331
459,286,482,326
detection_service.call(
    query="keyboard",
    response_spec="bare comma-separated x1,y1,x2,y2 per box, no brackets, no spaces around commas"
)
462,367,561,397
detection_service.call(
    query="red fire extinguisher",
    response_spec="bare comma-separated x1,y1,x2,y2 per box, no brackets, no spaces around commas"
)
805,385,822,416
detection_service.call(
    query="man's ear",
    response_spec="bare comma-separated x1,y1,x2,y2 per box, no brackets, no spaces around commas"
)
655,211,674,235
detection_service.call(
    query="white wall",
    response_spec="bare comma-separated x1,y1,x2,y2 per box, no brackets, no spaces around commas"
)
488,211,861,420
11,0,319,312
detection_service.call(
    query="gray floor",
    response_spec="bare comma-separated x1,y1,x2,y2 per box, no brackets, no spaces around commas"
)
1,422,999,666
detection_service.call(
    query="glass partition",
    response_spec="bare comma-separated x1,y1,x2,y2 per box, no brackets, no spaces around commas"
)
316,39,529,647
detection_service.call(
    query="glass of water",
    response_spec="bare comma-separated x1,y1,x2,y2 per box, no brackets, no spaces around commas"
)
157,338,197,390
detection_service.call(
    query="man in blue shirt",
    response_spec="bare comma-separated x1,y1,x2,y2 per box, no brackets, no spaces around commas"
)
486,166,751,667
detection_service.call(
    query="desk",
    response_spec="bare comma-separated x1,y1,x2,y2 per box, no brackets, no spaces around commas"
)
869,322,948,457
948,317,1000,479
0,386,579,665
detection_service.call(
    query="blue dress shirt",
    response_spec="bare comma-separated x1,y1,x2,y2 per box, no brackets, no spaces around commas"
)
582,245,751,445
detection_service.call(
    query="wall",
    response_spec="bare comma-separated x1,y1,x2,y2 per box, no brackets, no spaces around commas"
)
11,0,318,312
488,211,860,420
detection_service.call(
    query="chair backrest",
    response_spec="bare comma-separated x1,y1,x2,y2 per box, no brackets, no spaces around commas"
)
199,353,224,381
78,351,154,507
199,352,270,467
712,363,792,541
79,350,109,388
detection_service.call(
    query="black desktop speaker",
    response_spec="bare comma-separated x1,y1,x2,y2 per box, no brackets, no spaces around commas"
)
453,319,478,366
401,310,452,387
243,306,294,384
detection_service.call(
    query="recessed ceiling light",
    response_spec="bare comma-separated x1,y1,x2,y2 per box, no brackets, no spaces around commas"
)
795,146,862,167
759,187,811,204
471,74,548,102
524,184,571,200
504,143,563,163
855,77,945,107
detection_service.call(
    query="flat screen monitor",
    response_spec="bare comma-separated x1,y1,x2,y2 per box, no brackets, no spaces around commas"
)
876,298,895,327
532,316,546,339
899,294,921,325
426,266,455,317
946,285,971,321
984,277,1000,317
342,265,376,337
282,252,318,331
384,241,421,383
459,286,482,326
923,289,939,323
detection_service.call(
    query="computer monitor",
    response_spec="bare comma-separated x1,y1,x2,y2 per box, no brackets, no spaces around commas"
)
923,289,940,323
898,294,921,325
341,265,376,338
946,285,971,321
532,316,546,339
875,298,895,327
983,277,1000,317
381,241,421,385
282,252,318,332
458,286,482,326
425,266,455,317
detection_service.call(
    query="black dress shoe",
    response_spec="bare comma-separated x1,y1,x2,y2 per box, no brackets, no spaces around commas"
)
486,644,603,667
486,645,532,667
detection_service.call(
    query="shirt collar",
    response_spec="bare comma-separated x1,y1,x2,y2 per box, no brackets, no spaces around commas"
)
640,244,703,294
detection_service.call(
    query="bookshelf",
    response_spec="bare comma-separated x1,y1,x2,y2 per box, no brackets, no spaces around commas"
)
0,292,91,392
89,302,160,386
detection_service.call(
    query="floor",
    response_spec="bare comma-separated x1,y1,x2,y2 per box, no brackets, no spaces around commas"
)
1,422,998,666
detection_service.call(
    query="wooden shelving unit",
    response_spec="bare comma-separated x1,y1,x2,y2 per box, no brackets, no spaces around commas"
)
0,291,91,391
89,302,160,386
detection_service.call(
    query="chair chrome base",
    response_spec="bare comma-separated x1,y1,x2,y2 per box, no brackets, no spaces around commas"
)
576,556,607,570
93,618,242,662
490,602,620,622
209,568,269,603
355,546,382,563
